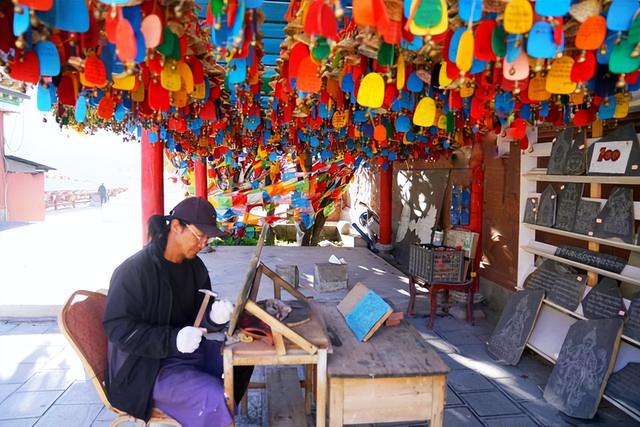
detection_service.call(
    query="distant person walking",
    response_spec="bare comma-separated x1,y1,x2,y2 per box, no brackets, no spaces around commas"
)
98,183,108,204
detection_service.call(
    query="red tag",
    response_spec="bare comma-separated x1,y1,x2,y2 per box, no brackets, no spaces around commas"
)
296,56,322,93
84,55,107,86
105,10,120,44
9,51,39,84
148,79,170,111
474,21,497,61
97,96,115,119
570,51,596,83
116,18,137,62
57,73,77,106
553,18,564,47
304,0,322,36
17,0,52,12
289,42,309,80
318,2,338,40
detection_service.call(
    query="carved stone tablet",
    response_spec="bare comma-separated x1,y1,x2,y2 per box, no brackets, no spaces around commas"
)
593,187,635,243
524,264,585,311
587,123,640,176
623,292,640,342
582,278,626,320
554,246,627,274
523,197,538,224
554,183,584,231
548,128,573,175
543,318,623,419
604,363,640,414
487,290,545,366
564,130,587,175
537,185,557,227
572,199,601,236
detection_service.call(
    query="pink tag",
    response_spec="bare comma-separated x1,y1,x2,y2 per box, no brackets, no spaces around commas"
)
632,165,638,170
596,218,602,224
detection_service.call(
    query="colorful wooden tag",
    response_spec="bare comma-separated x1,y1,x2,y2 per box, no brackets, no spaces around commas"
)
112,74,136,90
161,60,181,91
614,92,631,118
607,0,636,32
116,18,137,62
475,20,497,61
492,24,507,58
141,14,163,48
37,82,52,112
527,21,558,59
357,72,385,108
504,0,533,34
597,96,615,119
18,0,52,11
353,0,376,26
296,56,321,92
13,6,29,36
412,0,442,28
97,95,115,120
148,79,170,111
503,51,529,81
395,114,410,131
535,0,570,17
288,42,309,80
332,110,348,128
36,0,89,33
413,96,436,126
373,124,387,141
178,61,194,93
575,16,607,50
610,40,640,74
34,41,60,76
406,71,424,92
459,0,482,22
227,57,247,85
83,55,107,86
570,50,596,82
456,29,475,72
74,95,87,123
528,74,551,101
546,56,577,94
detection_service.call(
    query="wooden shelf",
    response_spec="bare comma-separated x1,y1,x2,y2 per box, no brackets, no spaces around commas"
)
523,169,640,185
541,299,640,347
524,223,640,253
521,245,640,287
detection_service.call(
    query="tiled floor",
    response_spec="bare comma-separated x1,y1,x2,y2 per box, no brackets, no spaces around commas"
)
0,315,638,427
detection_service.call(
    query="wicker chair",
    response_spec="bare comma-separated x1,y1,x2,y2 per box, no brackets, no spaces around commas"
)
58,290,181,427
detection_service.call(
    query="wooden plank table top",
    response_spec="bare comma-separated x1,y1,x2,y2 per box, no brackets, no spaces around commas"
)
317,304,450,378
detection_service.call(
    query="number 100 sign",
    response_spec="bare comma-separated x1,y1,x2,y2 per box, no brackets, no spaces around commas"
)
588,140,632,175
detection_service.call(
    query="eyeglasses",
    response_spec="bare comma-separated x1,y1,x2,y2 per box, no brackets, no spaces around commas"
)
185,223,209,245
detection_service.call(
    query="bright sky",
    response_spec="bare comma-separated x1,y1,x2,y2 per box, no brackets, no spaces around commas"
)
2,90,140,191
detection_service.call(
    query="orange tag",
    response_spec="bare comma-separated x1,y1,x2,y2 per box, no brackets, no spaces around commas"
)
295,56,322,93
170,89,188,108
161,61,181,91
332,110,349,128
83,55,107,87
575,16,606,50
528,74,551,101
178,61,194,93
373,124,387,141
116,18,137,62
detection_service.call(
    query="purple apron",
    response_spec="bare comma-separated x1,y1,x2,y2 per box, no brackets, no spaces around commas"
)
152,339,231,427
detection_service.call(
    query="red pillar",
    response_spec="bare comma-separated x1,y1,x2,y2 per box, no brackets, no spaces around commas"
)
141,129,164,244
378,161,393,248
194,157,207,199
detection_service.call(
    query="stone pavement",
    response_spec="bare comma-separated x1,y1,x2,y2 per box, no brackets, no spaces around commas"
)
0,312,638,427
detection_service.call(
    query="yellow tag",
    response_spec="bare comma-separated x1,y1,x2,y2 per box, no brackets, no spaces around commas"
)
460,82,475,98
357,72,385,108
112,74,136,91
503,52,529,81
456,30,474,72
504,0,533,34
161,61,182,92
413,96,436,127
570,91,585,105
437,113,447,129
546,56,577,94
170,89,188,108
131,80,145,102
614,92,630,118
332,110,349,128
178,61,194,94
438,62,453,88
397,53,406,90
528,74,551,101
192,83,206,100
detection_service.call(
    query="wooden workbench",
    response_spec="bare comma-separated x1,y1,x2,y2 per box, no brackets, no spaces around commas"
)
318,304,450,427
223,300,331,427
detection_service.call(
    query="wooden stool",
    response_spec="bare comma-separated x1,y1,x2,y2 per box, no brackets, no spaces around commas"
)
407,274,476,329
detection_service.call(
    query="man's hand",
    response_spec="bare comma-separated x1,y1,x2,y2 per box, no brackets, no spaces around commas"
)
176,326,206,353
210,300,234,325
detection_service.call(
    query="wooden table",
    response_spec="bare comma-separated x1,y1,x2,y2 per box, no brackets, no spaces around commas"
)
318,304,450,427
223,300,331,427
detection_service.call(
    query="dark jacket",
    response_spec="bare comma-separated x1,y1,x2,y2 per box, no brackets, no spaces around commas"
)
102,240,211,420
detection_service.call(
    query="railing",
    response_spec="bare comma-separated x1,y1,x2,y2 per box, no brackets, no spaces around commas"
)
44,188,126,210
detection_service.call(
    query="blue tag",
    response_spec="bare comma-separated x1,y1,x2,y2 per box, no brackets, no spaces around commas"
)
353,109,367,123
135,31,146,63
597,96,615,119
469,58,486,75
246,0,264,7
406,72,424,92
527,21,557,59
395,115,410,132
607,0,637,32
535,0,570,17
13,6,30,37
401,36,423,51
341,73,354,92
506,34,523,62
448,28,465,63
122,6,142,29
459,0,482,22
597,34,616,64
37,0,89,32
35,41,61,76
227,58,247,84
114,104,127,121
75,95,87,123
244,114,260,131
37,83,52,112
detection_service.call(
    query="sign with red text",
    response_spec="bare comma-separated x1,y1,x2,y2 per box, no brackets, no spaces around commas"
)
588,140,632,175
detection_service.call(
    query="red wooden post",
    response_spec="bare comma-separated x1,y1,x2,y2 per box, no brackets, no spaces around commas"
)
378,161,393,249
141,129,164,244
194,157,207,199
469,137,485,292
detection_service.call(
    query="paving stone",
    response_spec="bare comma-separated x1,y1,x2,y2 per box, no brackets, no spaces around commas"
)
5,323,53,335
516,352,554,387
521,400,573,427
492,376,544,402
437,352,467,371
446,386,463,406
0,419,37,427
55,381,102,405
454,345,523,379
0,323,17,334
433,316,469,333
444,406,484,427
0,363,40,384
0,384,19,404
438,329,484,346
41,349,83,371
427,338,460,354
482,415,539,427
563,400,640,427
447,370,495,393
94,406,115,421
459,391,522,417
0,391,62,419
34,403,102,427
91,421,138,427
18,370,77,392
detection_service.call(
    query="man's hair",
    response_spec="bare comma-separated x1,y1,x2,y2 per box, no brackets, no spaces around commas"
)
147,215,187,246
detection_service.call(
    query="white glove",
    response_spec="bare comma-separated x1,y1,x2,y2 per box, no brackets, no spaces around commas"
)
176,326,205,353
209,300,234,325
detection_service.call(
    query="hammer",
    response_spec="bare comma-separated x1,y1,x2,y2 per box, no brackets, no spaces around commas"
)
194,289,219,328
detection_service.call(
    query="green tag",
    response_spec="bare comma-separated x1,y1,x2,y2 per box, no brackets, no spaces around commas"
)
629,14,640,44
157,28,177,58
311,38,330,61
492,25,506,58
377,43,395,66
446,111,454,133
414,0,442,28
609,39,640,74
323,202,335,217
211,0,223,17
296,178,310,192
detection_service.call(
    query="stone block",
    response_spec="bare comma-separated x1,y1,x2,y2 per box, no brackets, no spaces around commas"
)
314,263,348,293
275,264,299,288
